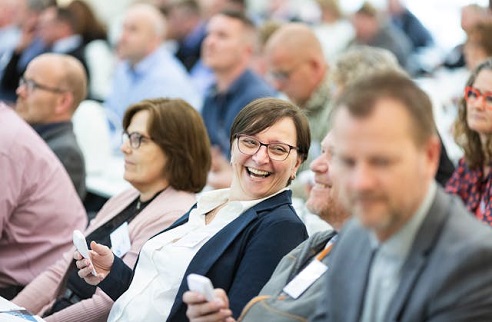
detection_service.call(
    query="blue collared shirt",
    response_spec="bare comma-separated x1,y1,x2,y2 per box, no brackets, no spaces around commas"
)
201,69,276,157
52,35,83,54
104,45,202,127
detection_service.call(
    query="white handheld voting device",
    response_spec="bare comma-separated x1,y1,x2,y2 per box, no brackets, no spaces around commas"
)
187,273,216,302
72,230,97,276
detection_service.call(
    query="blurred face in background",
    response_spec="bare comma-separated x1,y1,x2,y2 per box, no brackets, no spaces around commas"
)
306,132,348,229
202,14,252,73
332,99,439,241
117,5,164,64
465,69,492,139
351,13,377,42
37,7,59,45
265,48,320,107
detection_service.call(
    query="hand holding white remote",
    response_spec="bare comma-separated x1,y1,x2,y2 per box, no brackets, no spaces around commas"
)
73,230,97,276
187,273,217,302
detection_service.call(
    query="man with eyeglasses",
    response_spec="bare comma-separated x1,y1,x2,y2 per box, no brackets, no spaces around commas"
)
16,53,87,200
264,23,332,198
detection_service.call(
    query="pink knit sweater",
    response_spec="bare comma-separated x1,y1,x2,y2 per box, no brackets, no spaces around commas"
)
13,187,196,322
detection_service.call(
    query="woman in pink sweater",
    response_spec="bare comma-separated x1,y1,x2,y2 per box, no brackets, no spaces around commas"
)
12,98,211,322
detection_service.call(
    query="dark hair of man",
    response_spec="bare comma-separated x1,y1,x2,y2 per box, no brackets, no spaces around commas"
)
123,98,211,193
332,71,436,147
229,97,311,163
218,9,256,30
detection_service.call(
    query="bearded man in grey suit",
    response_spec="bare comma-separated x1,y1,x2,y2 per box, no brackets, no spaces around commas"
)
311,71,492,322
16,53,87,200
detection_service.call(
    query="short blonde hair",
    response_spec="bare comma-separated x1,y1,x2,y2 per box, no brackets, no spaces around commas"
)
331,46,404,90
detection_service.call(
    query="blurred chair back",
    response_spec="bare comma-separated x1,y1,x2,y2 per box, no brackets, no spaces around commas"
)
73,100,112,175
84,40,115,101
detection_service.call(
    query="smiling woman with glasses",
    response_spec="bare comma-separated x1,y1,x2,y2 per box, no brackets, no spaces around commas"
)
74,97,310,322
446,58,492,226
13,98,211,322
236,134,298,161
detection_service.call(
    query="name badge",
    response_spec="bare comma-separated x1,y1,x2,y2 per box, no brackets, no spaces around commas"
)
110,222,132,258
172,231,211,248
282,259,328,299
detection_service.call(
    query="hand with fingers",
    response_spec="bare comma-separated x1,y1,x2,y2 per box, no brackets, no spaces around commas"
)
74,241,114,285
184,288,235,322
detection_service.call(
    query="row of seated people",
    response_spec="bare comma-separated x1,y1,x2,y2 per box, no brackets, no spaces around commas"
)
3,0,487,181
0,0,488,320
4,46,492,321
17,1,492,205
2,0,489,195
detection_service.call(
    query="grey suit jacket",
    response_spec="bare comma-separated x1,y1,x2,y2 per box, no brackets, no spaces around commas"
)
311,186,492,322
37,122,86,200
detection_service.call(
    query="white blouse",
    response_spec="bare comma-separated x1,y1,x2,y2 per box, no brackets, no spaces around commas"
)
107,188,287,321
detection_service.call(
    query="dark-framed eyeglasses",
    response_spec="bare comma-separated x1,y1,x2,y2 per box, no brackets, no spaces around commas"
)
122,131,153,149
18,77,67,94
464,86,492,109
236,134,298,161
267,61,305,83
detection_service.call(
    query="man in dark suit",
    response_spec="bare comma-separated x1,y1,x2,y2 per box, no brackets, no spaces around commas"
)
1,5,89,104
311,71,492,322
16,53,87,200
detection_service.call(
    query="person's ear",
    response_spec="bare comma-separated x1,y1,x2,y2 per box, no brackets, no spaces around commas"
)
55,92,74,115
424,135,441,179
293,154,303,173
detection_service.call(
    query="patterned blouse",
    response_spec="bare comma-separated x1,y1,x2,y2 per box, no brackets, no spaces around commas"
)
445,158,492,226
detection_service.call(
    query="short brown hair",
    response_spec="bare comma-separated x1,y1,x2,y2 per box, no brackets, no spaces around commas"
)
123,98,211,193
333,71,436,147
230,97,311,163
217,9,257,45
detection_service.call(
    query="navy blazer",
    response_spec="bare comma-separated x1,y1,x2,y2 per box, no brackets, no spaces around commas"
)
311,186,492,322
99,190,308,321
